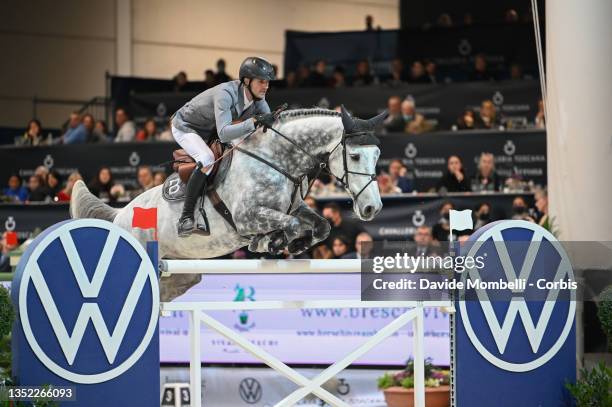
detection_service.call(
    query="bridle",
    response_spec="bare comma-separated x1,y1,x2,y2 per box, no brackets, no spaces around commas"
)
233,109,379,213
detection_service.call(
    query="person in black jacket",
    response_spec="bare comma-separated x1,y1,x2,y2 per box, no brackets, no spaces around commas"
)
471,152,501,192
437,155,471,193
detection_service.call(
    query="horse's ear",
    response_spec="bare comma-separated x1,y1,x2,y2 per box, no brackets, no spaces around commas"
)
340,105,355,133
367,110,388,129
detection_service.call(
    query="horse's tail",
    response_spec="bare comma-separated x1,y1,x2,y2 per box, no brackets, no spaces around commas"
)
70,180,118,222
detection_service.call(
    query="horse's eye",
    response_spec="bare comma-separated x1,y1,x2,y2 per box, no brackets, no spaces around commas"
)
350,153,360,161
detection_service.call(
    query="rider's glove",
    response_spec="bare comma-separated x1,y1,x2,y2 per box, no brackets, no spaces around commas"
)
254,112,275,131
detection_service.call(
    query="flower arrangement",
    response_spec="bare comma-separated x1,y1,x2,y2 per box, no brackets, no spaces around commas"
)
377,358,450,390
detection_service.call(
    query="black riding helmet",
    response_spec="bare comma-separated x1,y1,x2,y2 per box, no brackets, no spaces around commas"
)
239,57,275,101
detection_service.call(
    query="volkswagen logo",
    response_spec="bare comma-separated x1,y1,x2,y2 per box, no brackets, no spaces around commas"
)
458,220,575,372
239,377,262,404
17,219,159,383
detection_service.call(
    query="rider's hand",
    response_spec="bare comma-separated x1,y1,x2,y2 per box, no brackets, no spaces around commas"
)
254,112,275,131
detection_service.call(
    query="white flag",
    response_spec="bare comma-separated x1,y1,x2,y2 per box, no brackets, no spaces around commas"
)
449,209,473,232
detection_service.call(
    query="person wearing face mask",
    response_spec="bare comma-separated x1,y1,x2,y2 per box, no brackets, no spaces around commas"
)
321,202,365,251
401,97,432,135
474,202,492,230
437,155,471,193
511,196,535,222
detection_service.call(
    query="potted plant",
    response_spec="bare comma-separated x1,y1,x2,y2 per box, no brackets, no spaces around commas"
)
378,358,450,407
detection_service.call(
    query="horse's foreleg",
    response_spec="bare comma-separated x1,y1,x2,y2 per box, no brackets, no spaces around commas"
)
235,207,302,254
287,203,331,255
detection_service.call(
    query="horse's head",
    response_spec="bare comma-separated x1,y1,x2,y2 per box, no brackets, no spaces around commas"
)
328,106,387,221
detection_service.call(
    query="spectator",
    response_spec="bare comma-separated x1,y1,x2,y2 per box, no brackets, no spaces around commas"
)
388,159,413,193
303,196,318,211
511,196,535,222
463,13,474,26
535,99,545,129
437,155,470,192
456,109,476,130
474,100,500,129
509,63,525,80
306,60,329,87
377,173,400,194
343,232,374,259
387,58,407,85
62,112,87,144
34,166,49,187
214,59,232,84
27,175,47,202
332,236,350,258
2,175,28,202
432,201,456,241
158,119,174,141
437,13,453,27
353,60,375,86
471,152,501,192
473,202,492,230
46,171,62,201
153,172,167,187
409,61,429,83
92,120,109,143
534,188,549,228
424,60,439,84
365,15,374,31
383,96,405,133
331,66,346,88
469,54,495,81
285,71,298,88
297,65,311,87
402,98,432,134
56,171,83,202
322,202,365,250
173,71,188,92
204,69,215,88
82,114,96,142
88,167,123,203
17,119,46,146
137,119,159,141
413,225,436,256
131,166,155,197
505,9,520,23
114,108,136,142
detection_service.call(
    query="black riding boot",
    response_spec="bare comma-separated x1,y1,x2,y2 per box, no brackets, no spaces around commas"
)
177,166,208,237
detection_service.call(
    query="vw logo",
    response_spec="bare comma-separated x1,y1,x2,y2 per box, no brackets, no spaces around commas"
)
17,219,159,384
504,140,516,156
458,220,575,372
129,152,141,167
404,143,417,159
5,216,16,231
239,377,262,404
412,210,426,227
458,39,472,56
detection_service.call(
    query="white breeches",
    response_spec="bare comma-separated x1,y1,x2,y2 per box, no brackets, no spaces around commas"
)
171,125,214,175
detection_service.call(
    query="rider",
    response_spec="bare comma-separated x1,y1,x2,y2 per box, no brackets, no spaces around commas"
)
171,57,276,237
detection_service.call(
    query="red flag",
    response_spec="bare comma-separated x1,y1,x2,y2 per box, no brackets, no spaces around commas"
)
5,231,17,247
132,207,158,240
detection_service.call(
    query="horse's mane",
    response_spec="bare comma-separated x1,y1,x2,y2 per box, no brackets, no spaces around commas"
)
277,108,341,124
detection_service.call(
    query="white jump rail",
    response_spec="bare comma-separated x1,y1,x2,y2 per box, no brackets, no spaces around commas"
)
159,259,451,407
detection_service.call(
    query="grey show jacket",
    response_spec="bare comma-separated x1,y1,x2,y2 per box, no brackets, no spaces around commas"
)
172,80,271,143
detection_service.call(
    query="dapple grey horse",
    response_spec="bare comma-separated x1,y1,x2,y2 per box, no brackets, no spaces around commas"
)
70,107,386,301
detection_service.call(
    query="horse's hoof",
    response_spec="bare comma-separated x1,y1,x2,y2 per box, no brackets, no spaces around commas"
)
268,232,287,254
288,238,311,255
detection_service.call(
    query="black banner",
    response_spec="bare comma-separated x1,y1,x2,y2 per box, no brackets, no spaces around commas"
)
127,80,540,130
0,193,533,242
0,130,545,193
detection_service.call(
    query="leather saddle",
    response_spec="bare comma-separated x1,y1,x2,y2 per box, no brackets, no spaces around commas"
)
162,139,236,230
